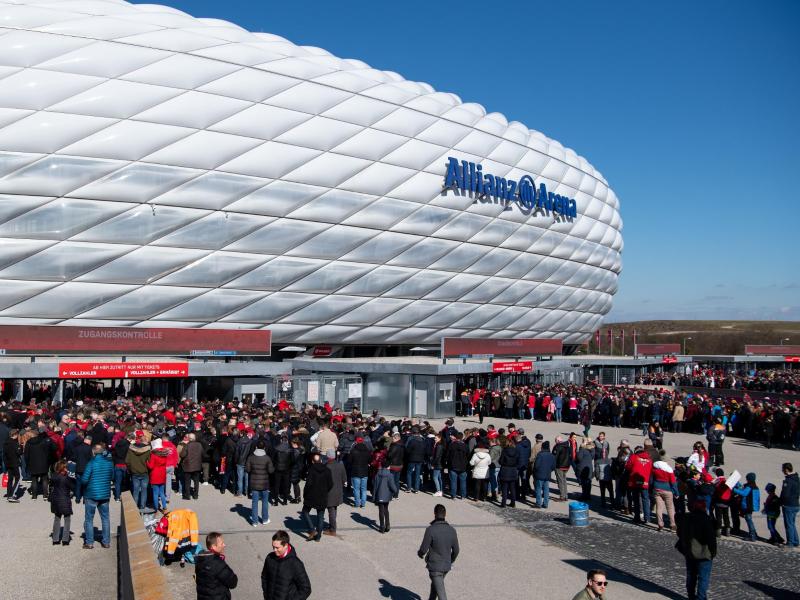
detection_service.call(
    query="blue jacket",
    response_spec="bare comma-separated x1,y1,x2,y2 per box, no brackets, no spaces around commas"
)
516,437,532,469
734,484,760,514
533,451,555,480
81,451,113,501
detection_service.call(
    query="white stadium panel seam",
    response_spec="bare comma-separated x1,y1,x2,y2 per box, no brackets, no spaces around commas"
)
3,19,617,190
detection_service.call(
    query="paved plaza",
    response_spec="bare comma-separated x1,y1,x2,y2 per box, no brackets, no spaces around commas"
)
1,415,798,599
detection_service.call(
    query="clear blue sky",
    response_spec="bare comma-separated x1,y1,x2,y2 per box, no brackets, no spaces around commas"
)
153,0,800,322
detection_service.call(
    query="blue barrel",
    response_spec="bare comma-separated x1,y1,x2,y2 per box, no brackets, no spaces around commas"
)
569,501,589,526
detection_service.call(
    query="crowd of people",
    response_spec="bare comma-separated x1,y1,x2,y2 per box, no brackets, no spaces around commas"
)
458,382,800,450
637,367,800,394
1,383,798,599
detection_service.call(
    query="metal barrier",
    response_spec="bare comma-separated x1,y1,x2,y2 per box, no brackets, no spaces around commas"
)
119,495,173,600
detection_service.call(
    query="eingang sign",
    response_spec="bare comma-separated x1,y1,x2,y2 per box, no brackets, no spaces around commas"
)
443,156,577,219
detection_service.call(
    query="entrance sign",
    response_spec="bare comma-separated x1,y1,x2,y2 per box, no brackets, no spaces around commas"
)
662,356,679,364
59,362,189,378
635,343,681,356
442,338,562,358
0,325,270,356
492,361,533,373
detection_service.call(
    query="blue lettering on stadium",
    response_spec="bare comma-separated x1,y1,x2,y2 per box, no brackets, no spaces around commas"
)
442,156,578,219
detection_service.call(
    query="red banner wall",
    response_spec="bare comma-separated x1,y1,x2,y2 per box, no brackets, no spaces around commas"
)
0,325,270,356
635,343,681,356
744,345,800,356
59,362,189,378
442,338,562,358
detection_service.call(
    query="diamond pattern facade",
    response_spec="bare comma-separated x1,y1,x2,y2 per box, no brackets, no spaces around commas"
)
0,0,623,345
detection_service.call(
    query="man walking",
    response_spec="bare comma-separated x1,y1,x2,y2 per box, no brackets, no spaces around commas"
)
181,432,204,500
81,442,113,549
418,504,459,600
780,462,799,547
676,500,717,600
261,530,311,600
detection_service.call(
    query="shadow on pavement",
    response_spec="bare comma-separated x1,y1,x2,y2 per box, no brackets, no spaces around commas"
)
377,578,422,600
281,514,307,537
743,580,800,600
562,558,684,600
350,510,379,531
228,503,251,524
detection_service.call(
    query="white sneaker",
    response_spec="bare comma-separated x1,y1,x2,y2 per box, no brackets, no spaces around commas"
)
202,482,209,486
264,518,271,525
252,522,259,527
433,491,443,497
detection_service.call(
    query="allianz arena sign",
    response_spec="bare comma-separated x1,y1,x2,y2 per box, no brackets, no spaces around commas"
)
444,157,578,219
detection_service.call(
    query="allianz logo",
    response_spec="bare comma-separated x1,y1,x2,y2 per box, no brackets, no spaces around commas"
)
442,156,577,219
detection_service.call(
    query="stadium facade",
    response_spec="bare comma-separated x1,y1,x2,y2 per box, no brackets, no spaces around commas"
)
0,0,623,353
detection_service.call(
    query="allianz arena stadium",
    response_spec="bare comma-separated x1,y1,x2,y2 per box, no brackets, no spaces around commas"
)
0,0,623,349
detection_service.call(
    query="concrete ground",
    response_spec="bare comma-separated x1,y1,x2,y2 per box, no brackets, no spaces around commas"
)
1,415,797,599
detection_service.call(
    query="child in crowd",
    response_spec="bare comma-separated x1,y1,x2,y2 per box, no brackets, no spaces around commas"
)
762,483,784,545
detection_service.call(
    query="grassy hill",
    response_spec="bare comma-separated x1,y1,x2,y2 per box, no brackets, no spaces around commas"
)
587,320,800,355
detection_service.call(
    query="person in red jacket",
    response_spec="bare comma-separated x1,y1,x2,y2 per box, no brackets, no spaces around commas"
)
712,468,733,536
147,439,169,511
161,434,178,502
625,446,653,525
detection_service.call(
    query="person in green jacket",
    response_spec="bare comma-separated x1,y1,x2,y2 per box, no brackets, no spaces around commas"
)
571,569,609,600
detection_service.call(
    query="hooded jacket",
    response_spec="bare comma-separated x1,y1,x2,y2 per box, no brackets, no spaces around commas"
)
625,450,653,490
349,442,372,478
372,467,398,504
125,442,151,475
469,449,491,480
780,472,799,508
49,471,73,516
260,544,311,600
246,450,275,492
302,462,333,510
147,449,169,485
24,433,55,475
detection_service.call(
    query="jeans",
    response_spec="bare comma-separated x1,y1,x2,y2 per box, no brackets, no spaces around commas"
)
84,498,110,546
448,471,466,499
183,471,200,500
5,466,21,499
742,512,757,540
236,464,248,495
352,476,367,507
500,480,517,507
130,474,148,509
251,489,270,524
555,408,562,422
52,514,71,543
407,462,422,492
151,484,166,511
302,506,324,538
488,465,497,494
631,488,651,523
113,466,126,501
30,472,48,498
391,470,401,497
74,474,85,502
428,570,448,600
534,478,549,507
517,466,529,500
783,506,799,546
432,469,443,494
685,557,712,600
165,466,175,501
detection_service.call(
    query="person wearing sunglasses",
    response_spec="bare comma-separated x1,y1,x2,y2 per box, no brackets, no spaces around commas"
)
571,569,609,599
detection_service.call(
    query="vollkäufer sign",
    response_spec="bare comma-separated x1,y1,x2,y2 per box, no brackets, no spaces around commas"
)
59,362,189,378
492,361,533,373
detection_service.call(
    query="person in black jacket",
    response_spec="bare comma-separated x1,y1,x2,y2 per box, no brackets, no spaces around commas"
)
246,440,275,526
418,504,459,600
386,433,405,498
261,530,311,600
405,427,427,493
68,433,94,504
349,437,372,508
25,428,55,500
446,433,468,500
301,452,333,542
49,459,73,545
220,432,237,495
498,438,519,508
3,429,21,502
195,532,238,600
272,436,292,506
